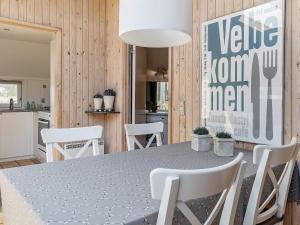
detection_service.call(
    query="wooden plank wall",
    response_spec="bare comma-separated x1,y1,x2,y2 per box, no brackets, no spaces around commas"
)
0,0,299,223
169,0,300,147
0,0,128,153
169,0,300,224
105,0,128,153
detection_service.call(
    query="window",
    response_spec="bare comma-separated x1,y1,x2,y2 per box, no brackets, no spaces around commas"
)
0,81,22,108
147,81,169,112
156,82,168,111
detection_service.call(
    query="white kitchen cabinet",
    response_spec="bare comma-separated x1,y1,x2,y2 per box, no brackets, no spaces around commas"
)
0,112,34,159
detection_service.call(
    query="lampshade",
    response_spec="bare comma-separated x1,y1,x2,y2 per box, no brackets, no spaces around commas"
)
119,0,192,48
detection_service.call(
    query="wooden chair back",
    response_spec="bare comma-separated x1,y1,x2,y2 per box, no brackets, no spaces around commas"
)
125,122,164,151
243,137,299,225
41,126,103,162
150,153,247,225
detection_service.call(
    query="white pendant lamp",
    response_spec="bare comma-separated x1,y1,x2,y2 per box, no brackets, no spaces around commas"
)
119,0,192,48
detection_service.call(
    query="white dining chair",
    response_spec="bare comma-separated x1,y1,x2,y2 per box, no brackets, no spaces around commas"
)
243,138,299,225
150,153,247,225
124,122,164,151
41,126,103,162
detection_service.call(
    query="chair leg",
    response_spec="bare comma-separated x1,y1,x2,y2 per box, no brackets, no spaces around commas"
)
46,144,54,162
92,139,100,156
156,176,180,225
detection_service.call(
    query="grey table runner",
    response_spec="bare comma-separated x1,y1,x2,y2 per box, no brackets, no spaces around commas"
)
0,142,297,225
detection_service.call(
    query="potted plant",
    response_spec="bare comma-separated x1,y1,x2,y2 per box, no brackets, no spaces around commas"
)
214,132,235,157
93,93,103,111
103,89,116,111
191,127,212,152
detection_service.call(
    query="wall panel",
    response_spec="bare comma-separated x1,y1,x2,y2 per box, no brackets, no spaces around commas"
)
169,0,299,222
0,0,298,222
170,0,299,148
0,0,296,161
105,0,128,153
0,0,127,153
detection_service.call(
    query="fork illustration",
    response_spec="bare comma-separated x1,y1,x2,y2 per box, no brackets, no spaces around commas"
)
263,50,278,141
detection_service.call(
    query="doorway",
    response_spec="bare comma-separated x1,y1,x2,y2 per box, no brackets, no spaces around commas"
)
0,17,62,161
130,46,170,145
0,17,62,128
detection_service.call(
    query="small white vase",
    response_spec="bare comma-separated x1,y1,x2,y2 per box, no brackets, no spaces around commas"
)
104,96,115,111
94,98,103,111
191,134,212,152
213,138,235,157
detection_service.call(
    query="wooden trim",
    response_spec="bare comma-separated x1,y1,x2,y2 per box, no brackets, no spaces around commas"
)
126,45,133,125
0,16,60,32
120,43,131,150
168,47,173,144
53,30,62,129
0,16,62,130
0,17,62,159
123,44,131,123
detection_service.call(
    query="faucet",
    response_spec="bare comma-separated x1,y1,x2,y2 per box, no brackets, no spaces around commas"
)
9,98,14,111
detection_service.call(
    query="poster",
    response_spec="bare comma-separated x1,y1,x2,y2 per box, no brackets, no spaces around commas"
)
202,0,283,145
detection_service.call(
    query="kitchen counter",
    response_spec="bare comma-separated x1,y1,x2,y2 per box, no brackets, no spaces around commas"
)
136,112,168,116
0,109,50,113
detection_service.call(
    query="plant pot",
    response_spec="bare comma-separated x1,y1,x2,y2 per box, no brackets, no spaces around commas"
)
103,96,115,111
94,98,103,111
213,138,235,157
191,134,212,152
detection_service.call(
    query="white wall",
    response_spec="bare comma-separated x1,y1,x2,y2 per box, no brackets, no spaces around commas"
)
0,38,50,78
23,78,50,107
0,38,50,108
0,76,50,108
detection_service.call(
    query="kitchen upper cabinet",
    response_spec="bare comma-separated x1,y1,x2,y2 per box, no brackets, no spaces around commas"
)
0,112,34,159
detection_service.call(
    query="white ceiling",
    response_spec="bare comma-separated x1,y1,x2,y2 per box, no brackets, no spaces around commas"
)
0,24,52,44
0,38,50,79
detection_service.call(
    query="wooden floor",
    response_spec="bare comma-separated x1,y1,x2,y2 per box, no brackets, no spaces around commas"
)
0,158,40,169
0,158,40,225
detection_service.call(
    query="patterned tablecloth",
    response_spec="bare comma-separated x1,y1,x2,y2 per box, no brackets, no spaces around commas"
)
0,142,297,225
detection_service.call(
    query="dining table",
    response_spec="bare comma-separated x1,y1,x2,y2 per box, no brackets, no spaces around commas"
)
0,142,299,225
